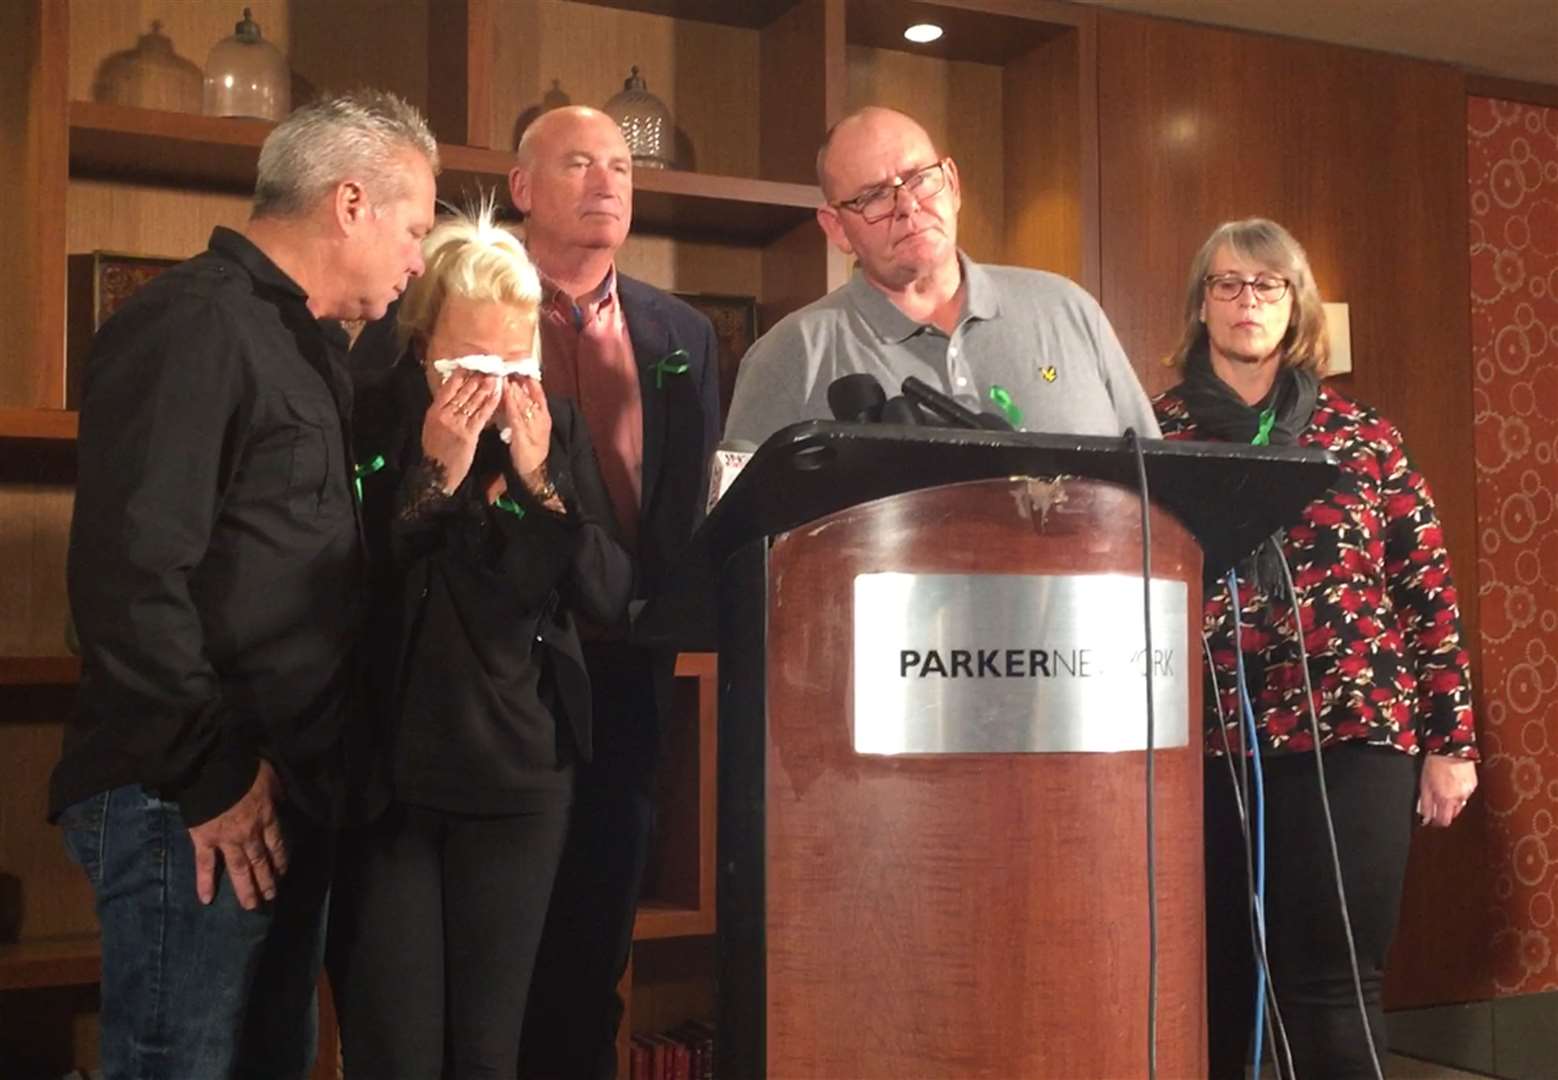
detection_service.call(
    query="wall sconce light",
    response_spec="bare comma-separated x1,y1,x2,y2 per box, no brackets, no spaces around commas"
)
1323,301,1352,376
904,23,944,44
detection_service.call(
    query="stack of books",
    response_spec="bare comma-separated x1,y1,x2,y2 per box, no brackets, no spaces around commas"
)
628,1019,715,1080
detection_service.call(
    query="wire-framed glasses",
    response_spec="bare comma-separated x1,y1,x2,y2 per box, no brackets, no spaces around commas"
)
1204,273,1290,303
833,160,950,224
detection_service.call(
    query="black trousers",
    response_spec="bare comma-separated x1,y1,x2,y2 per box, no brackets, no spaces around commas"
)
1204,742,1418,1080
521,647,660,1080
330,796,572,1079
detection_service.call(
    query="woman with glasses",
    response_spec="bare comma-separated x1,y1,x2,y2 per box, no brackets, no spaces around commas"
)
1152,218,1478,1079
328,205,632,1078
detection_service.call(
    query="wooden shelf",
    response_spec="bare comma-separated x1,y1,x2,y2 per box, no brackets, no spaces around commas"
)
0,657,80,686
570,0,800,28
0,935,100,992
633,900,716,941
70,102,820,245
0,408,78,442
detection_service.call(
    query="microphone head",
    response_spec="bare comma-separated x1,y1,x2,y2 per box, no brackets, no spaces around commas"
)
827,373,887,422
880,395,923,425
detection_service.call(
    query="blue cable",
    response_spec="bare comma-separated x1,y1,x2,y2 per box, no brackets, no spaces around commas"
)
1227,569,1269,1076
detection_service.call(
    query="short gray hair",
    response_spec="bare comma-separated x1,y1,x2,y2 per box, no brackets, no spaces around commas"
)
254,89,439,219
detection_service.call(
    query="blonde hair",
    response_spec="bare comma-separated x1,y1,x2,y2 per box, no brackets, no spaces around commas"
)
1168,218,1329,374
396,198,543,357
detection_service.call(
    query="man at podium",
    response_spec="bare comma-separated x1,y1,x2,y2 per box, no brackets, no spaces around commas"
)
724,106,1158,443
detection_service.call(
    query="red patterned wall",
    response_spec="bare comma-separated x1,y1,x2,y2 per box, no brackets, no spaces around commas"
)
1468,96,1558,996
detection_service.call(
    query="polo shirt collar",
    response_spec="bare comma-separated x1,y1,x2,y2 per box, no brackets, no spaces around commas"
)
846,251,999,344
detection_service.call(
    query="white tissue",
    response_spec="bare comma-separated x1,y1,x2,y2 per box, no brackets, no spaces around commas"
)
431,353,542,382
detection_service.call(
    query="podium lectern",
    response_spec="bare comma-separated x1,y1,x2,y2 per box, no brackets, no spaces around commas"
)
638,423,1335,1079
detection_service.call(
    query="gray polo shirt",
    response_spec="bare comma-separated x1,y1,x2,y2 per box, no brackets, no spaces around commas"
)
724,255,1160,446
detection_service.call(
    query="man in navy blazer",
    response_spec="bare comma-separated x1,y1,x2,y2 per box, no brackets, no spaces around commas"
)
508,106,720,1080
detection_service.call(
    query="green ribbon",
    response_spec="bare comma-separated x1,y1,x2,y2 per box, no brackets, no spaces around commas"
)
1251,407,1277,446
352,454,385,502
989,384,1023,429
494,495,526,520
653,349,690,389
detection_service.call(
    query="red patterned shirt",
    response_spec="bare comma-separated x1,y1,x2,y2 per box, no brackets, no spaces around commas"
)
1153,383,1479,760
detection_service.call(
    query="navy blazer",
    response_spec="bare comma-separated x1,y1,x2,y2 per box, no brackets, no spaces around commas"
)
615,273,722,607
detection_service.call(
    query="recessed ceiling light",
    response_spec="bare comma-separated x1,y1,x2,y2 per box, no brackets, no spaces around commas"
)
904,23,944,44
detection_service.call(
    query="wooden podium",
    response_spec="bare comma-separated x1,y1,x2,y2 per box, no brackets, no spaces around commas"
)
638,423,1334,1079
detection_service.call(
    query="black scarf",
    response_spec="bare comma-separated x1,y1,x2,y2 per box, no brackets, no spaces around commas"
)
1175,341,1319,448
1176,341,1321,592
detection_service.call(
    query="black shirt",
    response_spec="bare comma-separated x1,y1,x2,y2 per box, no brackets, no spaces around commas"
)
354,355,634,815
51,227,364,827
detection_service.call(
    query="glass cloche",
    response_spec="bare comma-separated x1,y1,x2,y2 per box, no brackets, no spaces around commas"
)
603,66,675,170
203,8,291,122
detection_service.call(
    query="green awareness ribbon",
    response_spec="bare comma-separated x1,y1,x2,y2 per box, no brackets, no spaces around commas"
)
1251,407,1277,446
989,384,1023,429
653,349,691,389
353,454,385,502
494,495,526,520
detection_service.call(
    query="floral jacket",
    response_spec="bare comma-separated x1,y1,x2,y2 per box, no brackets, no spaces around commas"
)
1154,382,1479,760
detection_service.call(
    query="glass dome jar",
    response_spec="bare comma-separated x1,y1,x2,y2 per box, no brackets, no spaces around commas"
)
93,21,203,114
203,8,291,122
603,66,675,170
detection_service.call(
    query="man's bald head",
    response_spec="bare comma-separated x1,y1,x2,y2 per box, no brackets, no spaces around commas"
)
515,106,629,169
815,106,938,201
508,105,634,261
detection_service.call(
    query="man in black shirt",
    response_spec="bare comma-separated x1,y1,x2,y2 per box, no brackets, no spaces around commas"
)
50,89,437,1079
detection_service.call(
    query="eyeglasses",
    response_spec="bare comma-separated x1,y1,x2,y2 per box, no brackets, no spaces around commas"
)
833,160,950,224
1204,273,1290,303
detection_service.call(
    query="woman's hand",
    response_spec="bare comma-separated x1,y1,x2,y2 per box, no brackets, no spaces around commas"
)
1417,755,1477,828
421,371,500,493
501,376,553,481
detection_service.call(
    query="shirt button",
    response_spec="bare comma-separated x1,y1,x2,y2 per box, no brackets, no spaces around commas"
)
956,376,968,388
949,344,960,358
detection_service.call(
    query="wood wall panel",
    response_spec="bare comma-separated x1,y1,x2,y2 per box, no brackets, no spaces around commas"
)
845,46,1004,265
1096,10,1484,1008
4,0,68,410
1002,32,1086,284
485,1,761,174
0,711,95,942
0,486,73,658
0,2,38,408
760,0,844,185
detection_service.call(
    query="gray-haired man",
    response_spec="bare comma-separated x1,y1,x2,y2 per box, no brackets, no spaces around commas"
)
51,89,437,1078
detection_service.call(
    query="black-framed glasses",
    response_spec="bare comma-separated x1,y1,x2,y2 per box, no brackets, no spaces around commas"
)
1204,273,1290,303
833,159,950,224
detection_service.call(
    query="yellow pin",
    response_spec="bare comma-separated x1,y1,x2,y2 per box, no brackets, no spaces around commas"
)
1040,365,1058,383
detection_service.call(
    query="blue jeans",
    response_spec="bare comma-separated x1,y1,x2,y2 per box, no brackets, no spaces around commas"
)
59,785,333,1080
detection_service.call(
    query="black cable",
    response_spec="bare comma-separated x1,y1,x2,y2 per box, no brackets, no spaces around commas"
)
1204,633,1294,1079
1125,428,1158,1080
1271,537,1385,1080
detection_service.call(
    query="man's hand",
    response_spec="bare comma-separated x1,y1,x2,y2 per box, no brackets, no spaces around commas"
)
187,760,287,909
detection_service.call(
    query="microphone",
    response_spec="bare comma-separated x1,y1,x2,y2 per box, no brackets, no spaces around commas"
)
880,395,924,425
900,376,1012,431
827,373,887,422
705,439,757,513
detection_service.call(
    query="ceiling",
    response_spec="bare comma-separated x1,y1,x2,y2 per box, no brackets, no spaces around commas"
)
1070,0,1558,86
